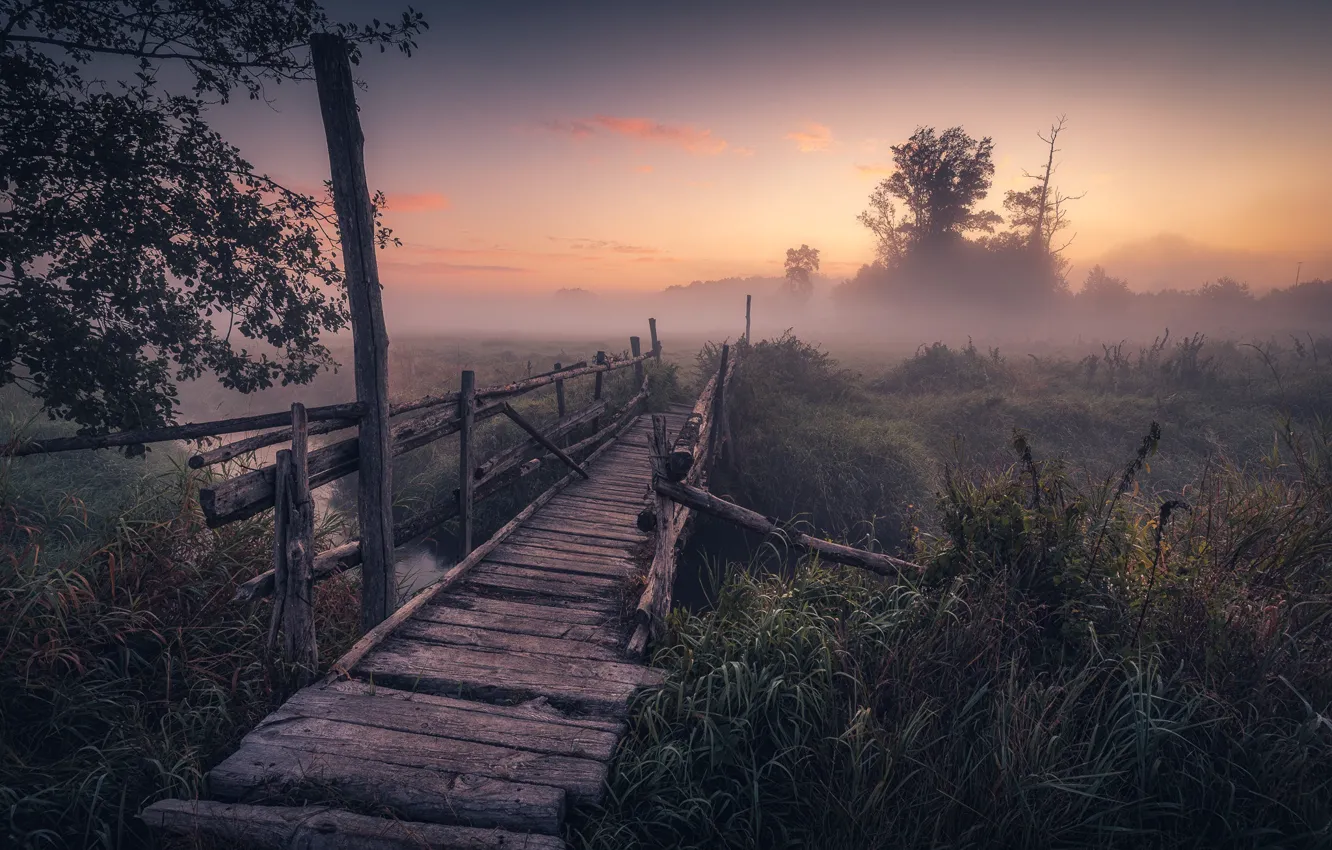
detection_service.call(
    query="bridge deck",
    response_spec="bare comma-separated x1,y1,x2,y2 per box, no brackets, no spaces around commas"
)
150,409,690,848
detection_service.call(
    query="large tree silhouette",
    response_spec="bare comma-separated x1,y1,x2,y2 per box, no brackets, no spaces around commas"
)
0,1,426,435
858,126,1000,263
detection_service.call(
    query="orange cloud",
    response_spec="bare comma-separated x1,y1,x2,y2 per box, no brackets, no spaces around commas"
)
635,164,654,173
786,123,833,153
543,115,728,155
854,164,894,177
549,237,661,254
385,191,451,212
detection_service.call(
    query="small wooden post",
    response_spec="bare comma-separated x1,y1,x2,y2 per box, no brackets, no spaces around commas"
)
709,343,729,478
312,34,394,631
745,295,752,343
648,318,660,360
266,450,291,655
553,362,566,418
631,336,643,387
592,350,606,430
284,403,317,683
458,370,476,557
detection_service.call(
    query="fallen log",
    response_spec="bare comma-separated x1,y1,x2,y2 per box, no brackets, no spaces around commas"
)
654,478,920,578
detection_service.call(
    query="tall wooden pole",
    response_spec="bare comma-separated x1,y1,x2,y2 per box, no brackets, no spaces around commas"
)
311,34,394,630
745,295,752,343
592,351,605,431
553,362,566,418
631,337,643,387
284,403,317,684
458,370,477,558
648,318,660,360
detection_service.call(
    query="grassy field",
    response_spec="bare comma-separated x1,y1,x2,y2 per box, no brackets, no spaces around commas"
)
4,325,1331,848
577,330,1332,849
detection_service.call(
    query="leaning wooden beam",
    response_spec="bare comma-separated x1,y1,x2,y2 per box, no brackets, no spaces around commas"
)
3,403,365,458
200,401,503,528
139,799,564,850
500,403,589,480
232,396,645,603
475,352,652,401
473,400,605,481
628,416,682,658
655,478,920,577
324,403,645,682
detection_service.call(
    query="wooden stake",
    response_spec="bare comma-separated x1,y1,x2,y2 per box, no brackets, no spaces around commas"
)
648,318,660,360
553,362,566,418
311,34,394,630
708,344,729,479
266,448,291,655
284,403,317,684
592,350,605,430
745,294,752,342
631,336,643,387
458,370,477,557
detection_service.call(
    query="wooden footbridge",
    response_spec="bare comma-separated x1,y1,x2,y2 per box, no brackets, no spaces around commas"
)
3,38,912,848
8,302,744,848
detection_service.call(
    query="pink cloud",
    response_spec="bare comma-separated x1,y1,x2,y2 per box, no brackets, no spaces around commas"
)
635,164,655,173
786,123,834,153
385,192,451,213
732,146,756,157
542,115,728,155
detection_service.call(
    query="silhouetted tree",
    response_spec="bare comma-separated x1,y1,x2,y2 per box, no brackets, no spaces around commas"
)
1000,117,1084,281
783,244,820,301
0,1,426,435
1079,265,1132,304
857,126,1000,263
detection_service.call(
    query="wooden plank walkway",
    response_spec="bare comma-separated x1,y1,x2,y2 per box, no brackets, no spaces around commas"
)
146,408,690,848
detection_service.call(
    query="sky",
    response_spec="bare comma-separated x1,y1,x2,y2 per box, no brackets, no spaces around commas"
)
211,0,1332,295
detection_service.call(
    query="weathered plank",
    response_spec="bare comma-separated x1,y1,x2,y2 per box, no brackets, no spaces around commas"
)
506,529,640,555
268,686,621,759
462,567,621,604
354,640,661,715
412,605,625,647
238,715,608,804
209,741,564,833
395,619,627,663
486,547,632,578
477,562,623,591
440,592,617,624
322,679,624,732
522,516,646,544
141,799,566,850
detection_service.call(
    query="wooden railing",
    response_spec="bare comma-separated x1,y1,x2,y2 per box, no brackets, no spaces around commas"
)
3,322,664,684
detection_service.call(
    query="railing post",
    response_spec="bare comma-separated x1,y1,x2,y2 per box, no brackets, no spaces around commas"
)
745,294,752,343
312,34,394,631
592,350,606,430
631,336,643,386
458,370,476,557
284,403,317,684
708,343,729,480
267,449,291,655
648,318,660,360
553,362,566,419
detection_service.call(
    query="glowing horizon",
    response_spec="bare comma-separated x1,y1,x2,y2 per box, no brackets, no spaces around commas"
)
212,0,1332,295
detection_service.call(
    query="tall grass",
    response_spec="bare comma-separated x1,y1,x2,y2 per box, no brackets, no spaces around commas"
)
0,456,361,849
577,333,1332,850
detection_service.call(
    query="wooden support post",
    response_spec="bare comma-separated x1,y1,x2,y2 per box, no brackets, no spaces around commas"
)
266,449,291,655
284,403,317,683
265,404,317,683
745,294,752,343
648,318,660,360
592,350,605,430
553,362,566,418
709,343,729,478
458,370,476,558
311,34,394,631
631,336,643,386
